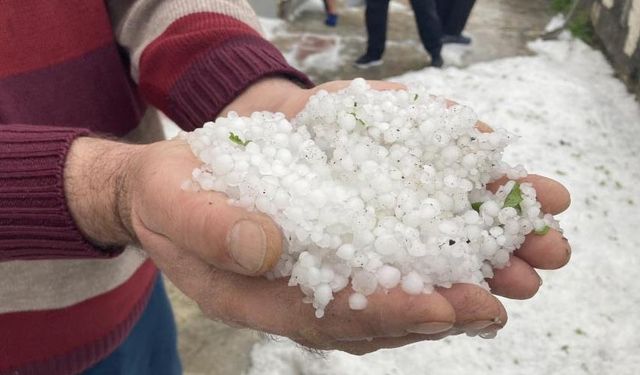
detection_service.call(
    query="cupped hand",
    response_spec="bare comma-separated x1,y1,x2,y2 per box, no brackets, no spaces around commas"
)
130,153,568,355
65,78,571,356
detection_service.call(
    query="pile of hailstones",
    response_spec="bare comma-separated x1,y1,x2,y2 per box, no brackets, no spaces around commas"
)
182,78,559,318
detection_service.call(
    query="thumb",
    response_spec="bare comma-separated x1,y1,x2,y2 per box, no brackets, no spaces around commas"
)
130,140,283,276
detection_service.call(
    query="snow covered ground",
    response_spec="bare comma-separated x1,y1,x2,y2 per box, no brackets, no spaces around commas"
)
246,36,640,375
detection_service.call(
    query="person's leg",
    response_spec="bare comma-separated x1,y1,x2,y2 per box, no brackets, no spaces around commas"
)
444,0,476,36
324,0,339,26
409,0,443,64
435,0,453,30
324,0,338,14
83,276,182,375
364,0,391,59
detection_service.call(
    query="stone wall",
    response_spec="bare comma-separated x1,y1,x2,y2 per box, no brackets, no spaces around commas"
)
590,0,640,97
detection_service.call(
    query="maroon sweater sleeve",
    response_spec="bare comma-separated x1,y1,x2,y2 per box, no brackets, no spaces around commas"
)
0,125,118,261
137,13,313,130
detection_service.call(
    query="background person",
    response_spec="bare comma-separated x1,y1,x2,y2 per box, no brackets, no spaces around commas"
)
436,0,476,44
324,0,339,26
355,0,444,68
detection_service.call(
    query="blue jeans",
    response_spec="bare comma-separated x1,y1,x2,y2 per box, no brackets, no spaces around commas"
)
84,276,182,375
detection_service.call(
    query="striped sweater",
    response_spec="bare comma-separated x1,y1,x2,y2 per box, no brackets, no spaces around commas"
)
0,1,310,374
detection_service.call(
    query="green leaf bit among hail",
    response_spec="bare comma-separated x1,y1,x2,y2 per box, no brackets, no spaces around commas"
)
504,182,523,212
229,132,251,146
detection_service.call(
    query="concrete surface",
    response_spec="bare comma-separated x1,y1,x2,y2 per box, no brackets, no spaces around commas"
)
168,1,553,374
264,0,551,83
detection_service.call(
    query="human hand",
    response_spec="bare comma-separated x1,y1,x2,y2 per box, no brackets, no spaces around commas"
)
221,78,572,346
62,78,570,355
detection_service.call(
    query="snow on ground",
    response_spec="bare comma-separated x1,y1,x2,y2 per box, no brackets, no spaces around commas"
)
247,37,640,375
259,17,287,40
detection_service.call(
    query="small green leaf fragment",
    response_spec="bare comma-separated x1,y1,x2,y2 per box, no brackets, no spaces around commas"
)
504,182,523,212
471,202,482,212
534,225,550,236
413,93,419,101
229,132,250,146
350,112,367,127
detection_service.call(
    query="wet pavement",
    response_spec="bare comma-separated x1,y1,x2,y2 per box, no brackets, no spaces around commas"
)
266,0,551,83
169,1,553,374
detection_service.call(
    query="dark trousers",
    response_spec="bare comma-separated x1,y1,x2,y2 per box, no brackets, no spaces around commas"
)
435,0,476,36
365,0,442,59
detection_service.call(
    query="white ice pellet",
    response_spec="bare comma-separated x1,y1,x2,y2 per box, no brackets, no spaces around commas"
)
336,244,355,260
374,235,400,255
376,265,402,289
184,79,560,317
349,293,368,310
401,272,425,295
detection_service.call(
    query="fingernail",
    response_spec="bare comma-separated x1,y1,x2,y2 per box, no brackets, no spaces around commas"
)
461,320,495,331
407,322,453,335
229,220,267,273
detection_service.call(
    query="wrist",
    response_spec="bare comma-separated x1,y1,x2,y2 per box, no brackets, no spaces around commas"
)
64,137,142,248
221,77,309,118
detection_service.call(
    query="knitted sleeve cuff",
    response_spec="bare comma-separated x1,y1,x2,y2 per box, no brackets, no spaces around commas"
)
166,35,313,130
0,125,123,260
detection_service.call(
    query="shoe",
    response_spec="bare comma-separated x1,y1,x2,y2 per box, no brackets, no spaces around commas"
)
353,54,383,69
441,34,472,45
430,54,444,68
325,13,338,27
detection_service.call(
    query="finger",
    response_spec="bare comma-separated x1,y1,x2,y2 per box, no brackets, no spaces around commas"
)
191,270,455,344
316,80,407,93
133,219,275,328
297,331,454,356
367,80,407,91
134,140,283,276
436,284,507,330
476,120,492,133
487,256,541,299
487,174,571,215
321,287,456,340
515,229,571,269
133,214,221,304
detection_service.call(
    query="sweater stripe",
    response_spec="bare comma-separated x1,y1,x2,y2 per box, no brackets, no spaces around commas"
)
0,262,157,375
0,45,144,135
108,0,262,80
0,0,113,78
138,12,262,113
168,34,313,128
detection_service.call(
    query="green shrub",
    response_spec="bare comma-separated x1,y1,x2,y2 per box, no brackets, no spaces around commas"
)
569,11,594,44
550,0,595,44
551,0,573,13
